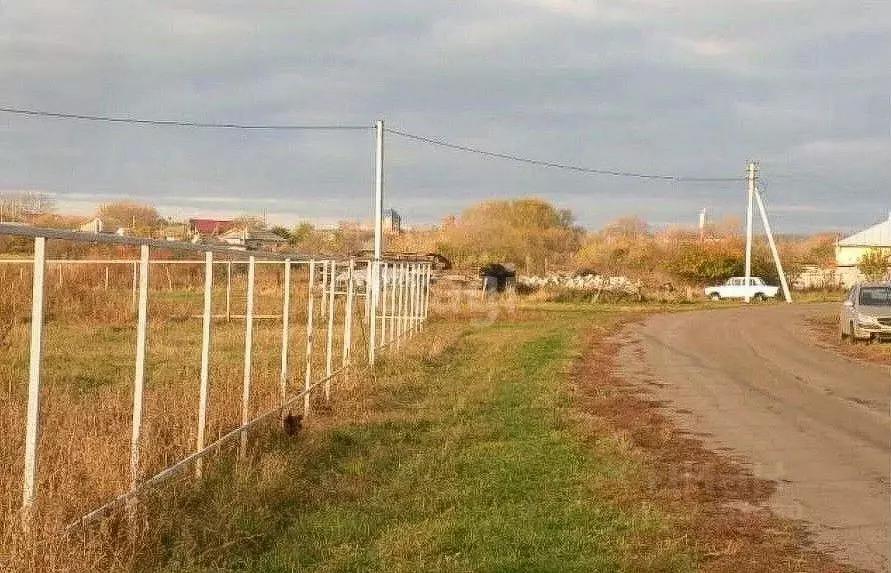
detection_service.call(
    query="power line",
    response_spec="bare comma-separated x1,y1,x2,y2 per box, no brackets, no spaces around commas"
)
0,106,373,131
386,128,745,183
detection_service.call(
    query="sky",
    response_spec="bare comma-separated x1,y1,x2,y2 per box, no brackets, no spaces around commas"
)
0,0,888,234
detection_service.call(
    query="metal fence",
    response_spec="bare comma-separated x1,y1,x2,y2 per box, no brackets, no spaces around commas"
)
0,223,431,536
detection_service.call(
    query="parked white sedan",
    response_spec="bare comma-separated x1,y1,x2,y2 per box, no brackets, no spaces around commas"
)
704,277,779,301
840,282,891,343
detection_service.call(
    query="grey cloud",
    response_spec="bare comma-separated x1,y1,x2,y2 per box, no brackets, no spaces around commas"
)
0,0,888,234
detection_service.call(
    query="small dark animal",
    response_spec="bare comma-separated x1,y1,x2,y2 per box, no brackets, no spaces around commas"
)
282,412,303,436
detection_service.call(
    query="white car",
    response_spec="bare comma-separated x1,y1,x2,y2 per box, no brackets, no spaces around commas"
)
704,277,779,301
839,282,891,343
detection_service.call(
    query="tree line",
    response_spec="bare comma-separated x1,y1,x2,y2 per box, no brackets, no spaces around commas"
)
2,194,882,287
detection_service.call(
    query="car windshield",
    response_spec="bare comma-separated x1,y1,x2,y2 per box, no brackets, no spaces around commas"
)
858,286,891,306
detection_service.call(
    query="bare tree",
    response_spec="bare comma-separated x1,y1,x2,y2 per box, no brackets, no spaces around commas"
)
0,191,56,221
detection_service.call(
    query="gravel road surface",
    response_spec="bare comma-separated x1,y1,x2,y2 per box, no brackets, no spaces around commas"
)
620,303,890,572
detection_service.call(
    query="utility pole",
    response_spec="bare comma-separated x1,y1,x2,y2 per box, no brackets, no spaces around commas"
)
744,161,757,301
368,119,384,365
754,185,793,303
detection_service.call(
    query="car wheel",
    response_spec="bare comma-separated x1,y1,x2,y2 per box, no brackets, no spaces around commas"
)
753,293,766,302
709,293,721,301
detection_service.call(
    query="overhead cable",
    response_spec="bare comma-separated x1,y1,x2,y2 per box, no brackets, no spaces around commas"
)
0,106,372,131
386,128,744,182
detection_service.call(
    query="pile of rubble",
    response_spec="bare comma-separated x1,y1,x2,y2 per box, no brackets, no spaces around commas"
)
517,273,641,293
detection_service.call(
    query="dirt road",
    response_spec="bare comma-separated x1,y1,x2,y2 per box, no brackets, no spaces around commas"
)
620,303,890,572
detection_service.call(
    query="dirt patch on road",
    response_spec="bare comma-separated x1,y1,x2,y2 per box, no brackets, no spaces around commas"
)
570,321,868,573
807,311,891,366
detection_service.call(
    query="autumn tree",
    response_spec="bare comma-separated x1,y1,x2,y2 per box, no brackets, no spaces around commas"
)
96,201,160,236
575,216,660,279
858,248,890,281
438,198,582,272
269,226,292,241
232,215,267,231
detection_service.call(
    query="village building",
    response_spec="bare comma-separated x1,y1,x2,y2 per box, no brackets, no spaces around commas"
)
835,214,891,287
218,227,288,251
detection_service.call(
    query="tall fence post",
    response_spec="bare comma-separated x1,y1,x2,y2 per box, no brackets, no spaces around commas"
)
303,261,316,418
379,262,388,350
368,260,380,365
225,260,232,322
363,262,372,327
127,244,150,521
342,259,355,370
396,263,406,349
414,264,423,332
131,261,138,311
104,265,110,291
422,264,431,327
418,263,427,330
409,263,418,336
279,259,292,410
321,260,329,318
325,261,337,400
21,236,47,530
195,251,213,478
388,262,398,345
239,256,256,460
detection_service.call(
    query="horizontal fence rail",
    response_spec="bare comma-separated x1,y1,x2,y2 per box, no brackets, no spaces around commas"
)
0,225,431,539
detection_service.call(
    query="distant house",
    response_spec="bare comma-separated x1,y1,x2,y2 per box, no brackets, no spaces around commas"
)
188,218,234,238
836,214,891,287
79,217,104,234
218,227,288,251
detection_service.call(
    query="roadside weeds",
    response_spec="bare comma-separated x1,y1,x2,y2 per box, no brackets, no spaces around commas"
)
807,311,891,366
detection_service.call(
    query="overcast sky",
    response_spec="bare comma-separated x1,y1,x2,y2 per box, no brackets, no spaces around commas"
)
0,0,888,233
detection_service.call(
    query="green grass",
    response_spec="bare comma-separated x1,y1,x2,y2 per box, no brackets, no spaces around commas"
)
145,310,695,573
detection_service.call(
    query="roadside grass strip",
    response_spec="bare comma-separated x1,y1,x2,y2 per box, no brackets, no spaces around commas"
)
151,313,694,573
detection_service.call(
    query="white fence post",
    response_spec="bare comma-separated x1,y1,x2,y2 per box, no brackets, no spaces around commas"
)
363,262,372,327
422,264,431,327
127,244,150,520
21,236,46,529
131,261,138,311
321,260,329,318
325,261,336,401
396,263,406,349
414,264,423,332
104,265,109,291
239,256,256,460
388,262,398,345
279,259,292,409
379,262,388,349
342,259,355,370
195,251,213,478
409,264,418,336
303,261,316,418
225,260,232,322
368,261,380,365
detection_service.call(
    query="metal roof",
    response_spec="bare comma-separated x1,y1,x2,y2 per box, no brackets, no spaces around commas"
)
838,216,891,247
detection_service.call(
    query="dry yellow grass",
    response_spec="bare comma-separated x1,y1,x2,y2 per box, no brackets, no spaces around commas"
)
0,256,383,571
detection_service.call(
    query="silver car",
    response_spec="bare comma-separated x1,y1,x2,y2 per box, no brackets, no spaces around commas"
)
840,281,891,343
